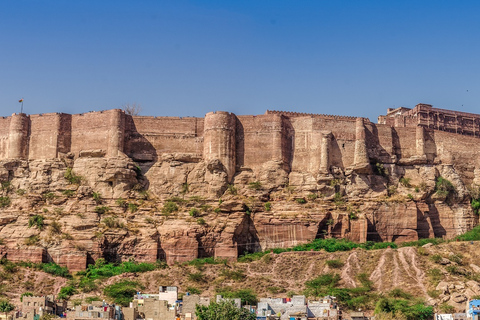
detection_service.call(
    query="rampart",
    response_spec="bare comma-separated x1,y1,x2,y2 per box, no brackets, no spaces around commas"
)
1,104,480,181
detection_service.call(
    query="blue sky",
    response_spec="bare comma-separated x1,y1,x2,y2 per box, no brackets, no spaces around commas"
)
1,0,479,121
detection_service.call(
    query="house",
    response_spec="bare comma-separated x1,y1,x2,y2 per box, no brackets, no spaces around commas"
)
467,300,480,320
256,296,340,320
123,298,176,320
21,295,66,318
349,311,368,320
66,301,121,320
181,294,210,320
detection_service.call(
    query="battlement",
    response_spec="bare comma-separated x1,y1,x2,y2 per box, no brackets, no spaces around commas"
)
265,110,358,121
0,104,478,180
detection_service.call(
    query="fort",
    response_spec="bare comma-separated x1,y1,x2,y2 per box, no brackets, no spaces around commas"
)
0,103,479,270
0,103,479,179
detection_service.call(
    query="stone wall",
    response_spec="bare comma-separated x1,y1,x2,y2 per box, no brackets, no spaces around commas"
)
0,104,480,184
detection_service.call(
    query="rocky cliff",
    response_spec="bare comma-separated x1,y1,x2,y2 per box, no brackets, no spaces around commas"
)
0,148,477,270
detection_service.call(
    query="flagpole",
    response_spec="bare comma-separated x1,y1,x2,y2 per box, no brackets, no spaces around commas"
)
21,100,23,114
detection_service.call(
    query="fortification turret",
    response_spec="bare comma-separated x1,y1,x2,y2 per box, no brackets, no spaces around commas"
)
203,111,236,181
8,113,28,159
353,117,370,172
107,109,125,157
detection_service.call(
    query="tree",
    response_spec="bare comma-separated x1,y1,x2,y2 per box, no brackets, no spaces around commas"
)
122,103,142,116
0,300,15,320
195,300,255,320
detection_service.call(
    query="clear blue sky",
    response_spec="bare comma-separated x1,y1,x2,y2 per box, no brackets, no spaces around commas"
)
1,0,479,121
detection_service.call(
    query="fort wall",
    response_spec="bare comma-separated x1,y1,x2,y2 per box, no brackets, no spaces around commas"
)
0,105,479,181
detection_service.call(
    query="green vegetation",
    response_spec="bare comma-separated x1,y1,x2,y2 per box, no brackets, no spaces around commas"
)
227,184,237,195
64,168,82,185
295,198,307,204
264,202,271,211
435,176,455,197
20,292,34,302
76,259,163,280
16,189,26,196
28,214,45,230
307,193,318,201
374,162,388,177
62,189,75,197
399,177,411,188
220,268,245,281
189,208,200,217
49,221,62,234
102,217,124,229
162,201,178,214
0,181,12,193
57,285,77,300
94,206,110,215
187,257,227,267
248,181,262,190
333,192,344,206
0,196,10,208
128,203,138,213
325,259,344,268
24,235,40,246
103,280,144,306
374,296,433,320
216,288,257,305
92,192,102,204
238,238,397,262
42,192,56,201
197,218,206,225
116,198,128,208
196,300,256,320
0,300,15,318
456,225,480,241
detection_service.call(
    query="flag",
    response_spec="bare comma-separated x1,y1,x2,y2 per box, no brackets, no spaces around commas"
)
18,99,23,103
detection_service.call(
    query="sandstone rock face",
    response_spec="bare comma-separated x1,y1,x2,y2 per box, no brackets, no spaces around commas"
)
0,155,476,270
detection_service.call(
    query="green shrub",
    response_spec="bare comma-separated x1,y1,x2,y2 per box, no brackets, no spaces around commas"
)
16,189,26,196
58,285,77,300
116,198,127,208
407,194,413,200
325,259,344,269
24,235,40,246
399,177,411,188
92,192,102,204
333,192,344,205
227,184,237,195
220,269,245,281
267,286,285,294
103,280,144,306
189,208,200,217
40,262,71,278
295,198,307,204
430,254,442,264
264,202,271,211
162,201,178,214
94,206,110,215
0,196,10,208
195,300,256,319
427,268,443,283
62,190,75,197
80,260,158,280
85,296,101,303
197,218,206,225
28,215,45,230
187,257,227,267
102,217,124,229
374,163,387,176
307,193,318,201
456,225,480,241
64,168,82,185
49,221,62,234
128,203,138,213
435,176,455,197
248,181,262,190
43,192,56,201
